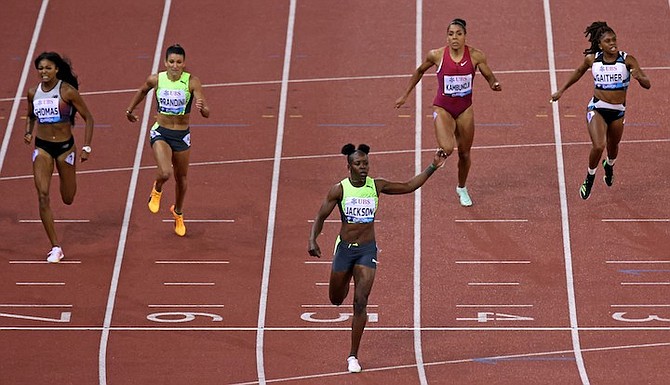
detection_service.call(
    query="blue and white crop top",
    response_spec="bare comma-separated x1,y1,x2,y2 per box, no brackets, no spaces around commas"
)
592,51,630,91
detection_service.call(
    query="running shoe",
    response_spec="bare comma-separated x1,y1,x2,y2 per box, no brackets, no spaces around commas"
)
170,205,186,236
456,186,473,207
148,182,162,213
580,174,596,200
46,246,64,263
602,160,614,187
347,356,362,373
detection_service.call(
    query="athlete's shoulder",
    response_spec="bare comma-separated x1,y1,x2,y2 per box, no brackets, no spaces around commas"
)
428,47,445,62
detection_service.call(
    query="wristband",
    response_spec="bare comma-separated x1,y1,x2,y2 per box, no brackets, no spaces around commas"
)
82,146,92,153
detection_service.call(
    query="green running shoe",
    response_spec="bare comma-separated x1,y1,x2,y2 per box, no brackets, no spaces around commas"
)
602,160,614,187
580,174,595,200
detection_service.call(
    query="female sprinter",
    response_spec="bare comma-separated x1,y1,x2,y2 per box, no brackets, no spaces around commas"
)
125,44,210,235
308,144,448,373
24,51,94,263
395,18,501,207
551,21,651,200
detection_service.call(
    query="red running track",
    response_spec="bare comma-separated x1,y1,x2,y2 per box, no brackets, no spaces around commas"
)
0,0,669,384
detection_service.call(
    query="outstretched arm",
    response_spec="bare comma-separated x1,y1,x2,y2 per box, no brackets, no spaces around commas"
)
125,74,158,122
551,55,592,102
376,149,448,195
308,183,342,258
395,49,441,108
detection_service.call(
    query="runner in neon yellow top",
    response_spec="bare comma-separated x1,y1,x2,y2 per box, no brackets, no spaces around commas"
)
339,176,378,224
125,44,210,236
309,143,448,373
155,71,193,115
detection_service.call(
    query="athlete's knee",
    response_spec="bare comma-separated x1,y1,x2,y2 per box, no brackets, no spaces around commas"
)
353,299,368,316
37,191,51,208
329,293,345,306
61,194,75,205
440,146,455,157
592,141,606,153
156,168,172,181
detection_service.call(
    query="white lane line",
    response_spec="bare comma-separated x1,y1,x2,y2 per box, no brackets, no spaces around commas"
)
16,282,65,286
3,138,668,183
0,0,49,174
412,2,427,384
3,66,668,103
456,260,531,264
606,260,670,264
228,341,670,385
300,304,379,308
3,325,670,332
160,219,235,223
315,282,353,286
468,282,520,286
3,67,669,103
98,2,172,385
154,260,229,264
9,260,81,264
602,218,669,222
454,219,529,223
303,261,331,264
544,0,590,383
0,304,72,307
19,219,90,223
148,304,224,308
163,283,215,286
611,304,670,307
256,2,296,384
621,282,670,286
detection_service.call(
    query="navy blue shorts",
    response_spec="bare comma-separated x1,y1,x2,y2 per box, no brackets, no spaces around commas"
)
587,97,625,124
332,238,378,272
149,124,191,152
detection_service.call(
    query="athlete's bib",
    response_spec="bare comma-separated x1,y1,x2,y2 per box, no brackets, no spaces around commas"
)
33,98,61,123
343,197,376,224
443,74,473,97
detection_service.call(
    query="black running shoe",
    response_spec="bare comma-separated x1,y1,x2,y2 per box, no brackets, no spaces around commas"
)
580,174,596,200
602,160,614,187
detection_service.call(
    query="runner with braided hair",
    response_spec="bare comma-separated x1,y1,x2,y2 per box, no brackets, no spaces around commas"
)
551,21,651,200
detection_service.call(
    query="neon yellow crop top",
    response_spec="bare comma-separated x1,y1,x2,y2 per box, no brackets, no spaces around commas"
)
155,71,192,115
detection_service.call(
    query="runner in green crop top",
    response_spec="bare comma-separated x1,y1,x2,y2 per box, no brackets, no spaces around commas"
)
125,44,210,236
309,143,447,373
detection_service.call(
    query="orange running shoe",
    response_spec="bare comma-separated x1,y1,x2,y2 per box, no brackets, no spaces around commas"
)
170,205,186,236
148,182,162,213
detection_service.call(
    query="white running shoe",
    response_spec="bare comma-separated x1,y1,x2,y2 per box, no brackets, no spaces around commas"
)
46,246,64,263
347,356,362,373
456,186,473,207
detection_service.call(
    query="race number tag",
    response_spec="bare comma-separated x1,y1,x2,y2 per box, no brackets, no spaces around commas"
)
443,74,473,97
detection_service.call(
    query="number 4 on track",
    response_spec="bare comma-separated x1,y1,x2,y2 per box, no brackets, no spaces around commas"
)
457,312,534,323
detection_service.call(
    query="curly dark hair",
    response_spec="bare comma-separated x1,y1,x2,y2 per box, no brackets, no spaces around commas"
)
583,21,615,55
34,52,79,124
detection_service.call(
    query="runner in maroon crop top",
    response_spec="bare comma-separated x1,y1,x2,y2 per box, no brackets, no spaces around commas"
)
395,18,501,207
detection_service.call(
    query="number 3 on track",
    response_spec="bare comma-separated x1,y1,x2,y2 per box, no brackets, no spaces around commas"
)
612,312,670,323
